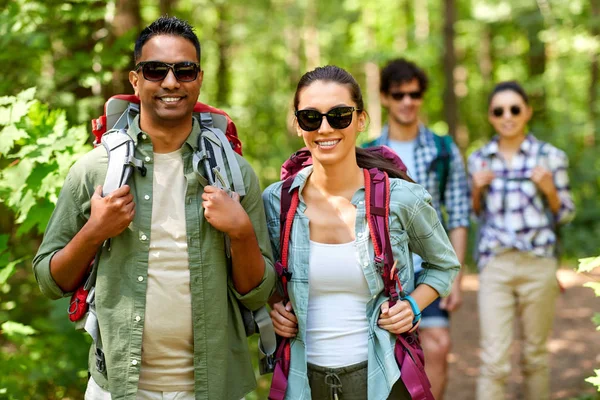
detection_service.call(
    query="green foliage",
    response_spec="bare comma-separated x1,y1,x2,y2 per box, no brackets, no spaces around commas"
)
577,256,600,393
0,88,91,398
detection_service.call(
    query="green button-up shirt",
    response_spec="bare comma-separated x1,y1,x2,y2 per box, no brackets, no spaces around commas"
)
33,117,276,400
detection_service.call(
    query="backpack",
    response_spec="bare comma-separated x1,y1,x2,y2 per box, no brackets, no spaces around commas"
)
363,133,453,204
67,94,276,375
267,146,434,400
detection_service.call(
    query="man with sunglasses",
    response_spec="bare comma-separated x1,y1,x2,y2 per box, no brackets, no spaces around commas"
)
364,58,470,400
33,16,275,400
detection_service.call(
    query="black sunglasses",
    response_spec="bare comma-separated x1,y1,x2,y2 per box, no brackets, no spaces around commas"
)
135,61,200,82
491,105,521,118
295,106,357,131
389,91,423,101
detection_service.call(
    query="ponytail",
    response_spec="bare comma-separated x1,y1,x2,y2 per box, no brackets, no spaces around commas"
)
355,147,414,182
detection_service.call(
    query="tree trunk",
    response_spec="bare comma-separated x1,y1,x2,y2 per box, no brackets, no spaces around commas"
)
160,0,177,16
103,0,141,98
215,3,230,106
303,0,320,71
362,6,381,140
442,0,458,138
524,8,547,125
590,0,600,145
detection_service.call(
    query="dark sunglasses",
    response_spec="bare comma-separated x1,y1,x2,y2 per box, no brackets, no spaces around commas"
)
135,61,200,82
295,106,357,131
491,105,521,118
389,91,423,101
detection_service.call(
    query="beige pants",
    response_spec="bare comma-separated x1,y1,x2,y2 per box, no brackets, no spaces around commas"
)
476,251,559,400
85,377,195,400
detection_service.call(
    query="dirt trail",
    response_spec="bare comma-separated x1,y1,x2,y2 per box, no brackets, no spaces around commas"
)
445,269,600,400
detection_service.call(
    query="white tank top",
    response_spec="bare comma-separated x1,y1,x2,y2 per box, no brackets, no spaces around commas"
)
306,240,371,367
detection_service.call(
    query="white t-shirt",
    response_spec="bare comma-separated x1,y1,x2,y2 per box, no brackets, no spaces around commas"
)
306,241,370,367
139,149,194,391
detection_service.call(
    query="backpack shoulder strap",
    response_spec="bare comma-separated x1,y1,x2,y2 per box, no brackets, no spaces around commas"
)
276,177,298,298
364,168,402,304
432,134,453,204
194,113,246,196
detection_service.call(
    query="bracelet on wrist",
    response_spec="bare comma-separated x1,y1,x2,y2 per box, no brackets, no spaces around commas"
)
401,295,422,325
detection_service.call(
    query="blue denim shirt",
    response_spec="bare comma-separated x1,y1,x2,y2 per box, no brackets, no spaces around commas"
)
262,167,460,400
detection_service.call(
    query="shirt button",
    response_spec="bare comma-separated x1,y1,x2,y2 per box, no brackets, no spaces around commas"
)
141,134,147,140
141,234,147,241
145,156,151,162
137,276,144,282
135,316,141,322
144,195,150,200
358,201,364,205
131,359,138,366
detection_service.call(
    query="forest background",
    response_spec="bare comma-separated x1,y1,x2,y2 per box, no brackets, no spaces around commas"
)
0,0,599,399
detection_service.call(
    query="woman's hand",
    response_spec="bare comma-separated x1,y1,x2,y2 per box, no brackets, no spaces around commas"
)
270,301,298,338
378,300,419,335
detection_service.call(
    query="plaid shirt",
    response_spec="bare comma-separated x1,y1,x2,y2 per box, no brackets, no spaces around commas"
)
262,167,460,400
369,124,470,231
467,134,575,269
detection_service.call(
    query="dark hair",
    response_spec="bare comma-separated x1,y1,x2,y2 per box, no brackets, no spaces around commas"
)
356,148,414,182
134,16,201,65
294,65,412,182
380,58,428,94
488,81,529,106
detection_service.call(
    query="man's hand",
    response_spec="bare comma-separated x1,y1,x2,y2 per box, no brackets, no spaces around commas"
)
472,171,495,192
440,279,462,312
88,185,135,243
270,301,298,338
202,185,250,238
378,300,418,335
531,166,556,197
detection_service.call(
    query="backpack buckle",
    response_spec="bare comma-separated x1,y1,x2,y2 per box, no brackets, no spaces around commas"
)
374,255,384,275
95,347,106,374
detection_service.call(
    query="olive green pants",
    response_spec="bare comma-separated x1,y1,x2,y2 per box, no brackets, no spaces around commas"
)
307,361,411,400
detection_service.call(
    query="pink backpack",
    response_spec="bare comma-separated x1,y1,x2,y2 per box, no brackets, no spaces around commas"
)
269,146,434,400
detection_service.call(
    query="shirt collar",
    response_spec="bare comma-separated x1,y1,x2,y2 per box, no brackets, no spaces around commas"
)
127,115,201,150
481,133,535,157
381,122,428,147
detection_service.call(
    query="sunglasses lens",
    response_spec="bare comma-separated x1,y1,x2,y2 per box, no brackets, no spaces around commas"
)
326,107,354,129
510,105,521,116
174,62,199,82
296,110,323,131
492,107,504,117
142,62,169,81
390,91,422,101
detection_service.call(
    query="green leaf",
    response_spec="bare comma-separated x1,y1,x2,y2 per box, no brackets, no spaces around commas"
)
583,282,600,297
0,124,29,155
0,257,25,284
1,321,37,337
592,313,600,331
578,257,600,273
585,369,600,390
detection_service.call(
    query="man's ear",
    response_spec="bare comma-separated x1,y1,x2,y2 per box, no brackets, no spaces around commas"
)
129,71,140,96
380,92,389,108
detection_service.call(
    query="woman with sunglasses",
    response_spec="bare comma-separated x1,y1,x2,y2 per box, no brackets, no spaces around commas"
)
468,81,575,400
263,65,460,399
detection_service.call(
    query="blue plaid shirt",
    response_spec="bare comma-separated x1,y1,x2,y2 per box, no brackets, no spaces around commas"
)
467,134,575,269
368,124,470,231
262,167,460,400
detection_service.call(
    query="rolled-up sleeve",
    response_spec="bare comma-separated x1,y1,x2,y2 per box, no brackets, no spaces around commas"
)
228,158,275,311
393,181,461,297
32,173,86,300
550,149,575,226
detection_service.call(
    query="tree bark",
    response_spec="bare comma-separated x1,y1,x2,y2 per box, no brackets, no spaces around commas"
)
102,0,141,98
524,8,547,123
442,0,458,138
215,3,230,106
590,0,600,145
159,0,177,16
